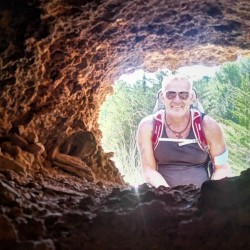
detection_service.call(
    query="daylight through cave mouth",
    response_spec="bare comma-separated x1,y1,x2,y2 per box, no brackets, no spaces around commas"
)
1,1,250,248
99,61,249,185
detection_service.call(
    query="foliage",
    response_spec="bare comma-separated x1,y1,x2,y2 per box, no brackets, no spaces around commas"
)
193,58,250,175
221,120,249,175
99,71,167,185
109,129,144,185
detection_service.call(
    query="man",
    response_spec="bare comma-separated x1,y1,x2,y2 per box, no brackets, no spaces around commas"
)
137,75,230,188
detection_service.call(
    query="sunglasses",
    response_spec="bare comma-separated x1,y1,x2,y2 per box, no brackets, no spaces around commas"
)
165,91,190,100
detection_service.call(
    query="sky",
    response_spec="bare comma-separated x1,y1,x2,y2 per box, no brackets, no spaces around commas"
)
118,65,220,86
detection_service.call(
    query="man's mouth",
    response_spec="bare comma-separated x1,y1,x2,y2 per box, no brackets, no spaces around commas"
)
171,105,183,109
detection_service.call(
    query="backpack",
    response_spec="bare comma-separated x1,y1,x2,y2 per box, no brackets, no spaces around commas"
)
152,108,214,178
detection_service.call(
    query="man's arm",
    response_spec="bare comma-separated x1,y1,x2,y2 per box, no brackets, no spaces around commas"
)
203,115,231,180
137,116,169,188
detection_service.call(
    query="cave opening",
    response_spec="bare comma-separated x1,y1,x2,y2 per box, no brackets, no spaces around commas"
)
1,0,250,248
99,60,250,186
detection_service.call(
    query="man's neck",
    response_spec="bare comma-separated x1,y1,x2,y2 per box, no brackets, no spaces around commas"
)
166,111,190,126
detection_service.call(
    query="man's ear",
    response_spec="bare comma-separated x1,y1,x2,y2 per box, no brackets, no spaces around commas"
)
158,91,164,104
191,93,195,102
190,90,196,102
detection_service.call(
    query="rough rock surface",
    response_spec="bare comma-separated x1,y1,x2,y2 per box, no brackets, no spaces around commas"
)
0,0,250,249
1,170,250,250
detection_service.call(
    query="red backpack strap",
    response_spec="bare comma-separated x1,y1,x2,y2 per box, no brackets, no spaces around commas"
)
152,110,164,150
191,109,209,152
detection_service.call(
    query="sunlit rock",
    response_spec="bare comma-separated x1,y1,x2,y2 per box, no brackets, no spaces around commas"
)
0,0,250,249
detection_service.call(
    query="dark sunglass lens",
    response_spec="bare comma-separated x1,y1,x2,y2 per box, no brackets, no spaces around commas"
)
179,92,189,100
166,91,177,99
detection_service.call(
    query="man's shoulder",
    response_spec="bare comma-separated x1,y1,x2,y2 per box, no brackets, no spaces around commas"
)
203,114,222,135
138,114,154,131
139,109,165,132
140,114,154,124
203,114,219,126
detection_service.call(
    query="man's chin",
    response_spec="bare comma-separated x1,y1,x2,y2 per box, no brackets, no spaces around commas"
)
168,108,187,117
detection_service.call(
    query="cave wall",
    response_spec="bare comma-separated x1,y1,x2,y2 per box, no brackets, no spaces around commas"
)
1,0,250,249
0,0,250,184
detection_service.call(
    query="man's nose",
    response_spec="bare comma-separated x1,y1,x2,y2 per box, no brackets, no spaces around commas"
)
173,93,181,101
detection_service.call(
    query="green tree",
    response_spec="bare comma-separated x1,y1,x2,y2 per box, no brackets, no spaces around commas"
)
99,72,166,185
194,58,250,175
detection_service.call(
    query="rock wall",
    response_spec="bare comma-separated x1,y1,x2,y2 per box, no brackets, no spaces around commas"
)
0,0,250,249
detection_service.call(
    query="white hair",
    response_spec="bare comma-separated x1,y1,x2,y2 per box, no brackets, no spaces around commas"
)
161,74,193,92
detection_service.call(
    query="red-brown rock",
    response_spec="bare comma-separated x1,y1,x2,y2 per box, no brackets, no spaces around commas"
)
0,0,250,249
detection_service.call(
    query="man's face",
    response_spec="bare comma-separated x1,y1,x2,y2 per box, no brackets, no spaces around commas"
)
162,79,193,117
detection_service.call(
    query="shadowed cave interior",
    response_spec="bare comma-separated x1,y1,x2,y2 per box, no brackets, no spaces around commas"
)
0,0,250,249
